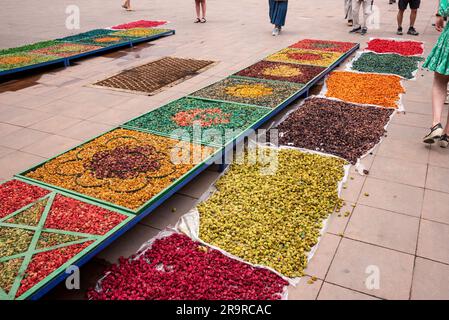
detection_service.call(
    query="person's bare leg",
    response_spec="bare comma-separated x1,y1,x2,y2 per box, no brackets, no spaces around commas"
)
201,1,207,19
126,0,131,10
410,9,417,27
195,0,201,19
432,72,449,127
397,9,404,28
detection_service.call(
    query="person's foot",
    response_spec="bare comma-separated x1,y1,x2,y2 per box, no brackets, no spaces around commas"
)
347,20,353,27
272,27,280,36
440,134,449,148
397,27,403,35
389,0,396,4
349,26,362,33
423,123,444,144
200,18,207,23
194,18,201,23
407,27,419,36
360,28,368,35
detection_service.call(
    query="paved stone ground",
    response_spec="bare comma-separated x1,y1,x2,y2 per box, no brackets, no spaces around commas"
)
1,0,448,300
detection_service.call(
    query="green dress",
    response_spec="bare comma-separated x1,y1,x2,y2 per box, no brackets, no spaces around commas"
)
423,0,449,75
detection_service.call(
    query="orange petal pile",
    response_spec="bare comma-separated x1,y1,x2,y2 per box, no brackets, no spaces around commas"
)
325,71,405,109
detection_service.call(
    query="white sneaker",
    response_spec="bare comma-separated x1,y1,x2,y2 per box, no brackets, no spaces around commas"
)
272,27,280,36
423,123,444,144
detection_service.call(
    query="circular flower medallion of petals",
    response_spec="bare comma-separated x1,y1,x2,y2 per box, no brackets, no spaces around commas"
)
87,145,161,180
225,84,273,98
172,108,231,128
25,129,214,210
54,135,177,195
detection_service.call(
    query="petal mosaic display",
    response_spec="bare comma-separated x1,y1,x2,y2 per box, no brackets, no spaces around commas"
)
0,53,59,71
124,97,271,146
57,29,119,42
24,129,216,211
190,77,303,108
113,28,171,38
265,48,343,67
30,43,103,58
0,180,132,300
235,61,326,84
289,39,357,53
69,35,137,47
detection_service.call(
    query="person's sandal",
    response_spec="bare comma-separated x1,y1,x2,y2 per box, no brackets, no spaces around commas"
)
440,134,449,148
194,18,201,23
200,18,207,23
423,123,444,144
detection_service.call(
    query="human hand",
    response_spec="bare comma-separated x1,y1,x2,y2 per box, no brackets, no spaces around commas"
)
436,16,445,32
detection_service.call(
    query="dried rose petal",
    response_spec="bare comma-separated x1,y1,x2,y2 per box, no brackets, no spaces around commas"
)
88,234,288,300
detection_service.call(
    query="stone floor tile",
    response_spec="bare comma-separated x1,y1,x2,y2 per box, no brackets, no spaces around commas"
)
358,178,424,217
417,219,449,264
326,238,414,300
345,205,419,254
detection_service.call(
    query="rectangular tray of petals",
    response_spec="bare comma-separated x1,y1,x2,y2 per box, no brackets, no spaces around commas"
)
16,128,218,214
189,76,304,109
0,179,133,300
289,39,358,53
265,48,343,67
122,97,272,147
235,60,326,84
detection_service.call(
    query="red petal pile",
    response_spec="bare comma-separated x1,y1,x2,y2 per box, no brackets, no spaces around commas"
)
88,233,288,300
111,20,167,30
366,39,424,56
0,180,50,219
44,195,127,235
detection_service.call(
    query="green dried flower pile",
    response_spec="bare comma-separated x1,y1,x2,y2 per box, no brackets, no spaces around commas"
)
198,148,347,278
351,52,423,79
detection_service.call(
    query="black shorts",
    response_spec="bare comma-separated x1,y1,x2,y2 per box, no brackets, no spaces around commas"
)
398,0,421,10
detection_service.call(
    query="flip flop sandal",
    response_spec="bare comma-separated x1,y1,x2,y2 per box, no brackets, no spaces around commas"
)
194,18,201,23
200,18,207,23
